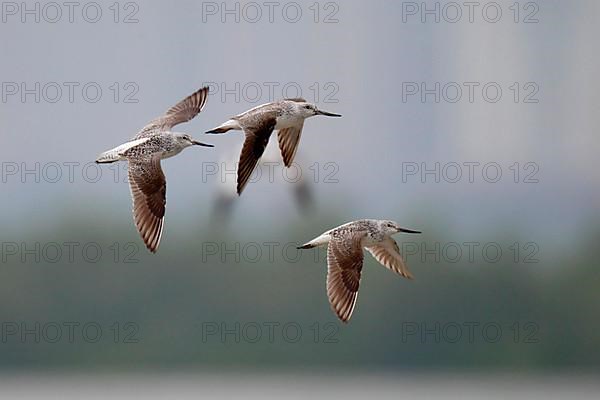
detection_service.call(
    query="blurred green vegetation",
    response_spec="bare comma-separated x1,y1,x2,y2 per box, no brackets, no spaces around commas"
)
0,207,598,371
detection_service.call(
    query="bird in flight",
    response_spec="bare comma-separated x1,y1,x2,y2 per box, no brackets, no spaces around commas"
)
206,98,341,194
298,219,421,322
96,87,213,253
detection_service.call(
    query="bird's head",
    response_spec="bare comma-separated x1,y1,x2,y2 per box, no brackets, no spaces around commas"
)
379,220,422,235
294,101,342,119
174,133,213,148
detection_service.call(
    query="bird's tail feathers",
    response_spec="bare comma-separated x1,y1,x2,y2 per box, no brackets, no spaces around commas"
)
206,119,241,134
297,233,331,250
95,150,121,164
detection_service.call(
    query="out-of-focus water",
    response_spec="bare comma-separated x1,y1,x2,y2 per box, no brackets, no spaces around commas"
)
1,372,598,399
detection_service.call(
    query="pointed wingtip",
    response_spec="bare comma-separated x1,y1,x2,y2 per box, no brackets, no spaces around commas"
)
336,314,350,324
236,182,246,196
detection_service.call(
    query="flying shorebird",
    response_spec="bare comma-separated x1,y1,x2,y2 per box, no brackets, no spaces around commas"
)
206,98,341,194
298,219,421,322
95,87,213,253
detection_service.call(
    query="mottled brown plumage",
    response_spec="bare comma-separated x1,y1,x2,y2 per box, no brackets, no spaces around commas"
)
96,87,213,253
298,219,421,322
206,98,341,195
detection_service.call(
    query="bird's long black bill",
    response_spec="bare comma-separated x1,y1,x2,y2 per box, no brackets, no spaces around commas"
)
399,228,421,234
316,110,342,117
193,141,214,147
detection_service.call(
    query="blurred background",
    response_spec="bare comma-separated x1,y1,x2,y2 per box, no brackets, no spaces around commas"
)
1,0,599,397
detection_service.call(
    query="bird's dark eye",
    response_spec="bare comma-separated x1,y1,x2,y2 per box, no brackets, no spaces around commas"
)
305,105,311,109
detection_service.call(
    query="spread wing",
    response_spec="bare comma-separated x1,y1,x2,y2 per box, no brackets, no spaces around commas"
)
236,114,277,195
135,87,209,139
326,232,367,322
277,121,304,167
128,158,166,253
366,237,414,279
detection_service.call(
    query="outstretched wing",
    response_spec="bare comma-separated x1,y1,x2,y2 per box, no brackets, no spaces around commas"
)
366,237,414,279
128,158,166,253
236,114,277,195
326,232,367,322
135,87,209,138
277,121,304,167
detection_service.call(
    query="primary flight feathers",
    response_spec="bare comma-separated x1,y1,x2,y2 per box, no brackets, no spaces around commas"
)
96,87,212,253
298,219,421,322
206,98,341,194
94,87,424,326
96,90,342,252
